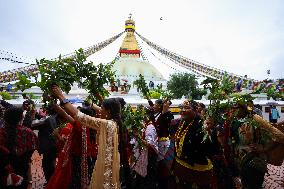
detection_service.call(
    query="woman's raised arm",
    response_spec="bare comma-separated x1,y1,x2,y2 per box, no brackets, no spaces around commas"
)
51,85,108,130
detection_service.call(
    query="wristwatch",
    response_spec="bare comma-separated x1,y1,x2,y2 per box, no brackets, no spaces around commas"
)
60,98,70,106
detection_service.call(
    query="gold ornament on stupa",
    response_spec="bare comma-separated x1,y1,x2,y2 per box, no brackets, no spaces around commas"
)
119,15,140,58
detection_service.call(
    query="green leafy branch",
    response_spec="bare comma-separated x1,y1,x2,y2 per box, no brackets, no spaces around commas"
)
122,104,147,148
15,48,115,104
133,74,150,99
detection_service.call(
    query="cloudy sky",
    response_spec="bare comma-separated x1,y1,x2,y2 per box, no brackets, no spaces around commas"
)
0,0,283,80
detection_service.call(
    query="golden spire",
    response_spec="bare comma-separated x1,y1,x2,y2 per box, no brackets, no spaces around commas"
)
119,15,140,58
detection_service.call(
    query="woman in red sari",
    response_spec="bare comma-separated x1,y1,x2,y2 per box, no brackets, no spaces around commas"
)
47,86,121,189
46,104,98,189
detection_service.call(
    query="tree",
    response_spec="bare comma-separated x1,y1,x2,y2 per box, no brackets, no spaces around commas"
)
167,73,206,99
133,74,150,98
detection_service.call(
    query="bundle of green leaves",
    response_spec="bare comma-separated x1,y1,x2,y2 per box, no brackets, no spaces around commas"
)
202,74,235,124
202,74,273,146
15,73,35,92
15,48,115,104
122,104,147,148
36,55,78,95
77,63,115,103
133,74,150,99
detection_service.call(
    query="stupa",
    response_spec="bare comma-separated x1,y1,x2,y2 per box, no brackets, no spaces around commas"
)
112,17,165,84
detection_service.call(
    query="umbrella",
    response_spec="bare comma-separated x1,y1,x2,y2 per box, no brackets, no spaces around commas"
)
121,79,128,82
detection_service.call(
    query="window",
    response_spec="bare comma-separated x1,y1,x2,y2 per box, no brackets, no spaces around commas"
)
265,107,271,113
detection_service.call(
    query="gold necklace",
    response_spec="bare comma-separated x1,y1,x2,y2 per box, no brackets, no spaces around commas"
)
175,120,194,158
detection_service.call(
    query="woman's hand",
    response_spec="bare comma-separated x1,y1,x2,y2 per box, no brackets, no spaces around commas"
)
95,93,104,103
51,85,65,100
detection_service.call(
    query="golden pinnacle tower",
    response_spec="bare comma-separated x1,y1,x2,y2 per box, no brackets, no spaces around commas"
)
112,16,165,83
119,19,141,58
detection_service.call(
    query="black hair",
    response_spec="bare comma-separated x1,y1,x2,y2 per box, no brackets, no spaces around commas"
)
23,99,34,106
4,107,23,152
155,99,163,106
83,101,91,107
102,98,122,128
154,99,164,113
80,107,95,117
102,98,128,167
199,103,206,109
116,97,126,109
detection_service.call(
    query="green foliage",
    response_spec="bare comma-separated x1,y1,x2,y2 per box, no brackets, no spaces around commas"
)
167,73,206,99
148,87,174,100
11,94,18,99
0,92,12,100
22,92,40,100
202,74,235,101
13,48,115,104
201,75,236,123
231,93,255,107
160,90,174,100
36,54,78,94
266,86,284,100
133,74,150,99
15,73,35,92
201,74,275,146
252,83,265,94
122,104,146,148
79,60,115,103
149,90,161,99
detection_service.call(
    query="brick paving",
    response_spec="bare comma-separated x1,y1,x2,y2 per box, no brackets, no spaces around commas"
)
264,162,284,189
31,151,45,189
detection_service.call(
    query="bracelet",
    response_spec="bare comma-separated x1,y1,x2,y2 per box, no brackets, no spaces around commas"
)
60,98,70,106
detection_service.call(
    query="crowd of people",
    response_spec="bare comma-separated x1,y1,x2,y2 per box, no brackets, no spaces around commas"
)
0,85,284,189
